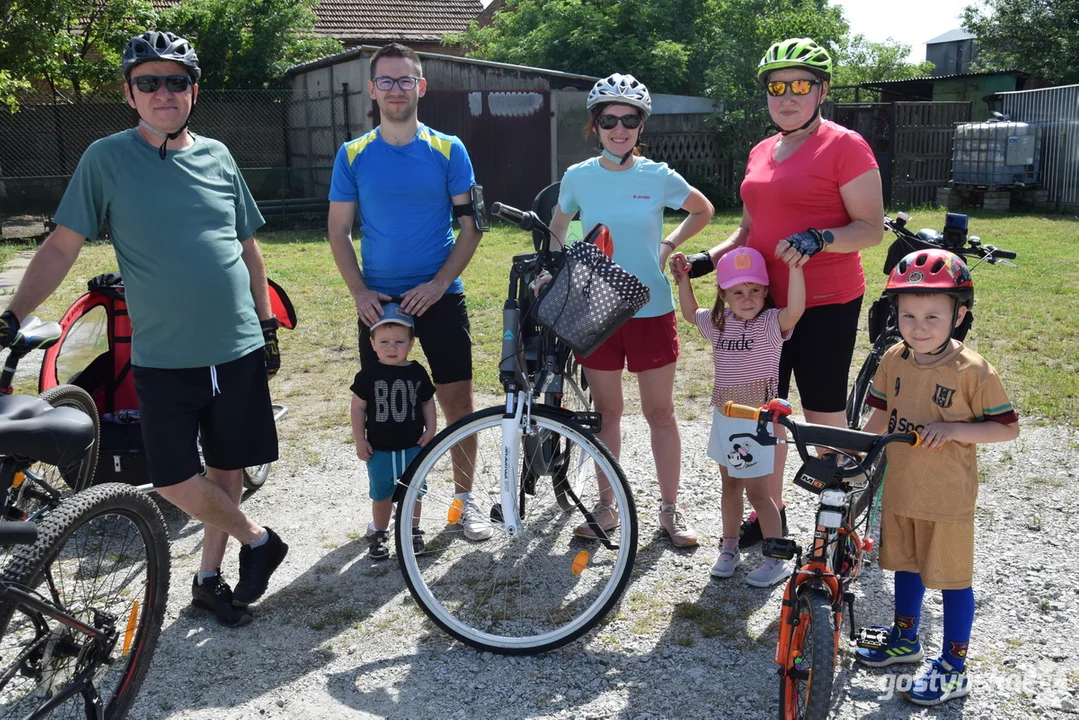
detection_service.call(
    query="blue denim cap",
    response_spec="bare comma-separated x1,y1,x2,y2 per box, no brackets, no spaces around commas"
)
370,302,415,331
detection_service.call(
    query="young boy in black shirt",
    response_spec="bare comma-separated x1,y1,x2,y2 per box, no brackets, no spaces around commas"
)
350,303,436,559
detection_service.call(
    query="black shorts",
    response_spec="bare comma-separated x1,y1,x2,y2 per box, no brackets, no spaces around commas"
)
132,349,278,487
358,292,472,385
778,296,863,414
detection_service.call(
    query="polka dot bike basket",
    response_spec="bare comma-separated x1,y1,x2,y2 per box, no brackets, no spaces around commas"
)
533,224,650,356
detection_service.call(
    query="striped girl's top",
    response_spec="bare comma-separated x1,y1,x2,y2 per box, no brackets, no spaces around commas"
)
694,307,792,409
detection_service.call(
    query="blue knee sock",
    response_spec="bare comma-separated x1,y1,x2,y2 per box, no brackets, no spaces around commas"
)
894,571,925,641
942,586,974,672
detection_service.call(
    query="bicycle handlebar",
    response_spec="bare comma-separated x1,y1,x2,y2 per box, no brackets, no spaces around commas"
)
723,400,920,480
883,214,1017,263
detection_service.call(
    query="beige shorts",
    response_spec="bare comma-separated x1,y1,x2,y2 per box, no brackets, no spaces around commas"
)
879,511,974,590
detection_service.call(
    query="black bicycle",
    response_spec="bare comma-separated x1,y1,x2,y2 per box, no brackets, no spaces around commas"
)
392,200,637,655
845,212,1017,523
1,317,100,525
0,391,169,717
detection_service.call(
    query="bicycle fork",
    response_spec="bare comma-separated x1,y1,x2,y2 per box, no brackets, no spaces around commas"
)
499,391,528,537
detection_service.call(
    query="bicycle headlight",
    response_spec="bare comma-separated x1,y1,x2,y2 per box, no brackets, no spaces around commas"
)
818,510,844,529
820,489,846,508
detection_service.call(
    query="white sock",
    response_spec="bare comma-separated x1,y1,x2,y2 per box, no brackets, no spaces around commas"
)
454,492,471,503
250,529,269,548
196,570,218,585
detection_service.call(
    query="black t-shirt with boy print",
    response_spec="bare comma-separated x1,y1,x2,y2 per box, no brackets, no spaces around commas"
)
350,362,436,451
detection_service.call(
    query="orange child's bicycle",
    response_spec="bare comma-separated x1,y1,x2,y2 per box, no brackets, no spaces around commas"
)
721,399,921,720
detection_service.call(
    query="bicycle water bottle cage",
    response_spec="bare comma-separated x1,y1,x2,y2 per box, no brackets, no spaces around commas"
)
762,537,798,561
856,626,890,650
793,456,840,494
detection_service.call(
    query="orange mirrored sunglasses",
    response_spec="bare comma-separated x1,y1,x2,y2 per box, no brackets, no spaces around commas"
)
766,79,821,97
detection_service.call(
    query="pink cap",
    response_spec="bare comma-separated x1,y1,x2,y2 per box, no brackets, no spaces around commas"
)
716,247,769,289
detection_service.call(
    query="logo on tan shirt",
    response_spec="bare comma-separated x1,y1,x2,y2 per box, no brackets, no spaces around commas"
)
932,384,956,409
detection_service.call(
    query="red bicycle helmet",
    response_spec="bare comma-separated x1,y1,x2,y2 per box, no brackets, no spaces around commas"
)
885,248,973,308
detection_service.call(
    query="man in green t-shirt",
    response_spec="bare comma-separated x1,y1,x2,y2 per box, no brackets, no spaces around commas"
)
0,31,287,627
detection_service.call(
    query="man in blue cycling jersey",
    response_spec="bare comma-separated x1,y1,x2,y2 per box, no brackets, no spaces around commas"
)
0,31,287,628
327,43,491,541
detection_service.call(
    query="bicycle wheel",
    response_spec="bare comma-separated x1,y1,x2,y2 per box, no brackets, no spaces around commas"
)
242,463,271,490
553,354,592,511
851,454,887,529
0,483,170,719
778,588,837,720
845,352,879,431
8,386,100,523
395,405,636,655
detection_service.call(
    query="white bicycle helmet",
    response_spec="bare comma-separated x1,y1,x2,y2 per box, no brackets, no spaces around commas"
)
587,73,652,117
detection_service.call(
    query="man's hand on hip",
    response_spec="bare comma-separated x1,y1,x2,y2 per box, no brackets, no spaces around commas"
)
354,288,392,326
401,279,449,317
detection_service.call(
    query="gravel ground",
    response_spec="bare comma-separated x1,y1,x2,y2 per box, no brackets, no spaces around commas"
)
121,415,1079,720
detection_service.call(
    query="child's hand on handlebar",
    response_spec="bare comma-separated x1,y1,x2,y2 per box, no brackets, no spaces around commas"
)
918,422,960,451
354,288,393,327
0,310,19,348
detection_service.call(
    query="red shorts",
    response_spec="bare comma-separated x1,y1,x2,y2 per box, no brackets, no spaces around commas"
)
577,311,680,373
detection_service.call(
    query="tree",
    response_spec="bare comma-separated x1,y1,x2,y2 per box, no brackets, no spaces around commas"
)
159,0,341,89
830,35,935,102
452,0,850,99
962,0,1079,85
0,0,155,107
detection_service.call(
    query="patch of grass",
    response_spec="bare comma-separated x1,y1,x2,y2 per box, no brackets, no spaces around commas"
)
0,240,36,274
14,211,1077,429
673,600,745,640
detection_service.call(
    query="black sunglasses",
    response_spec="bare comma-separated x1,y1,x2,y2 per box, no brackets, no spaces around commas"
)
596,113,642,130
131,75,193,94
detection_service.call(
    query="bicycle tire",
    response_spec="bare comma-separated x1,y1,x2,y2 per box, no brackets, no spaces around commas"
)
778,587,836,720
845,351,879,431
395,405,636,655
0,483,170,719
851,454,886,528
242,463,271,490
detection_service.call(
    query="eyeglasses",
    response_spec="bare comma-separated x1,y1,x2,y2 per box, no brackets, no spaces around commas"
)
131,75,193,94
373,75,421,91
596,113,642,130
766,79,821,97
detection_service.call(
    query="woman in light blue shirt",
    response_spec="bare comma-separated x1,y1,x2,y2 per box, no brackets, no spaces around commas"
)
549,73,714,548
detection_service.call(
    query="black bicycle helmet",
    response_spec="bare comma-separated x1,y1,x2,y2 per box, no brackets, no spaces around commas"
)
122,31,201,82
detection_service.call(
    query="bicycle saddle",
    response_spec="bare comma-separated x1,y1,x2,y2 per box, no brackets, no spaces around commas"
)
0,395,94,468
8,316,62,353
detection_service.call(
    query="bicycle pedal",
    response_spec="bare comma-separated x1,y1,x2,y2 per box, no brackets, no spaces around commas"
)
856,626,890,650
762,537,797,560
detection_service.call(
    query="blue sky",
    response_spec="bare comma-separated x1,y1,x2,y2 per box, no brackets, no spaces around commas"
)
832,0,984,62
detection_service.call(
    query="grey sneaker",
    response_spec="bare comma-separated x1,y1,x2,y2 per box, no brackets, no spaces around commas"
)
746,558,791,588
573,502,620,539
710,549,741,578
659,504,698,547
460,497,494,541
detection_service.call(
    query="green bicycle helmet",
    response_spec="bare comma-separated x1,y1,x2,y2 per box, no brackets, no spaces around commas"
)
757,38,832,84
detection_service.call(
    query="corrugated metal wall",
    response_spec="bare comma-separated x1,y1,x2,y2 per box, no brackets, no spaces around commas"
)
997,85,1079,210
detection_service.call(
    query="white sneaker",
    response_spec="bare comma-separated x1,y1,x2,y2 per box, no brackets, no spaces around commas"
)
459,497,493,541
746,558,791,587
710,548,741,578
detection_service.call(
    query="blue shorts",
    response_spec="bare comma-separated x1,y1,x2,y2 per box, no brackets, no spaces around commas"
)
366,446,421,501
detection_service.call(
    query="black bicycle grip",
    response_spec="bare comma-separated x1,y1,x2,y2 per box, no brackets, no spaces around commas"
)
989,247,1017,260
0,522,39,546
490,202,526,225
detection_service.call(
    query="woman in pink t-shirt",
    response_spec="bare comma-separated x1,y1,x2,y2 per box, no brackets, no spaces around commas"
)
673,38,884,548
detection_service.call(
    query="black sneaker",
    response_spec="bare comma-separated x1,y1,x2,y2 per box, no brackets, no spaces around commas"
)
233,528,288,607
411,527,426,555
192,572,254,627
369,530,390,560
739,508,788,549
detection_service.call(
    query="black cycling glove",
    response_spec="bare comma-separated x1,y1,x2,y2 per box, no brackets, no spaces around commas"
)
685,252,715,279
783,228,829,257
0,310,20,348
261,318,280,377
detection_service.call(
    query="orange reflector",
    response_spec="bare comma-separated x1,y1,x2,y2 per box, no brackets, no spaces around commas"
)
122,600,140,655
447,498,463,525
12,472,25,489
570,550,589,575
862,538,875,552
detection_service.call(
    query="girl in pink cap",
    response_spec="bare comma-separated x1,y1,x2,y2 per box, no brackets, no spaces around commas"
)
672,247,805,586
